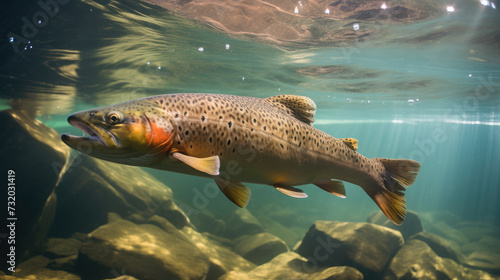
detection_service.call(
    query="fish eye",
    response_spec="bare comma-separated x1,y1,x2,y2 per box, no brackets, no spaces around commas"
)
106,111,121,124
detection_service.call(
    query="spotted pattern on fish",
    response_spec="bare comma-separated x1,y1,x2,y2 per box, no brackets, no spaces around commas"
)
62,93,421,225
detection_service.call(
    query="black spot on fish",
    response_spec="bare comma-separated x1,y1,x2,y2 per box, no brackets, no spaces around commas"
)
228,121,232,128
209,137,213,143
201,116,206,122
227,139,231,146
185,131,189,136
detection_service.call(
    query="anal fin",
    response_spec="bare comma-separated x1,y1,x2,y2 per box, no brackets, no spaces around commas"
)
214,177,251,208
171,152,220,176
274,184,308,198
314,180,346,198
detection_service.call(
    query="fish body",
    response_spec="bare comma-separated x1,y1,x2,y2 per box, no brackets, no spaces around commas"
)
61,93,421,224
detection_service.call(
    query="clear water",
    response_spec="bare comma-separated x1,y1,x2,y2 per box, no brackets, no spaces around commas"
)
1,0,499,278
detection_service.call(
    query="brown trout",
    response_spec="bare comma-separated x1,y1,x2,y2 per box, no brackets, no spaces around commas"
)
61,93,421,224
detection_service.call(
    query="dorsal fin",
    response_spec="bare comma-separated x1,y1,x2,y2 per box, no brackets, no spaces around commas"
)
340,138,359,151
265,95,316,125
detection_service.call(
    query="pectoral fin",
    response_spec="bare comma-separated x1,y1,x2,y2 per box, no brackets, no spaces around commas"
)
274,184,308,198
214,177,251,208
171,152,220,176
341,138,358,151
314,180,346,198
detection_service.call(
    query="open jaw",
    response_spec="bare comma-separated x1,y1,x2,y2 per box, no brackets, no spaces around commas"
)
61,118,116,149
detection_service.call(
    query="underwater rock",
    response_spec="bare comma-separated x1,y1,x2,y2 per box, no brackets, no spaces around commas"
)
297,221,403,276
141,0,441,48
461,236,500,256
455,221,500,242
464,251,500,274
420,211,462,227
188,208,226,235
410,232,465,263
0,110,71,265
47,254,78,272
257,215,302,248
225,208,264,238
4,255,81,280
429,221,469,245
104,276,139,280
383,239,497,280
368,210,423,240
233,233,289,265
140,213,254,278
77,218,210,280
219,252,363,280
53,155,189,236
43,238,82,258
182,227,255,279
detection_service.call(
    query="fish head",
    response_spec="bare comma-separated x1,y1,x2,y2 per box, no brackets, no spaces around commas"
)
61,99,175,165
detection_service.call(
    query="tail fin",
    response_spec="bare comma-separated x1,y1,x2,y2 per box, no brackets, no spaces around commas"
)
368,158,421,225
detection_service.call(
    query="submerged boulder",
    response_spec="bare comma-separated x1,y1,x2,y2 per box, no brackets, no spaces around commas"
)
77,218,210,280
233,233,289,265
3,255,80,280
43,237,82,258
182,227,255,279
383,239,497,280
428,221,468,246
464,251,500,275
0,110,71,265
257,215,302,248
219,252,363,280
224,208,264,238
53,155,189,236
420,211,461,228
297,221,403,276
410,232,465,263
368,210,423,240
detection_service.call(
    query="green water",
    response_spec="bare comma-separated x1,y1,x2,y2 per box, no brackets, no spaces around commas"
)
1,0,500,278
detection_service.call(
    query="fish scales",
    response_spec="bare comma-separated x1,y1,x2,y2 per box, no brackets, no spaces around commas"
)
146,93,378,186
61,93,421,224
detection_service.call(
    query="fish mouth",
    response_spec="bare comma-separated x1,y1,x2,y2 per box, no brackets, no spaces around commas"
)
61,114,117,149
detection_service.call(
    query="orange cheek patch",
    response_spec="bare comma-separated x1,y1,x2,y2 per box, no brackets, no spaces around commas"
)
148,121,174,155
